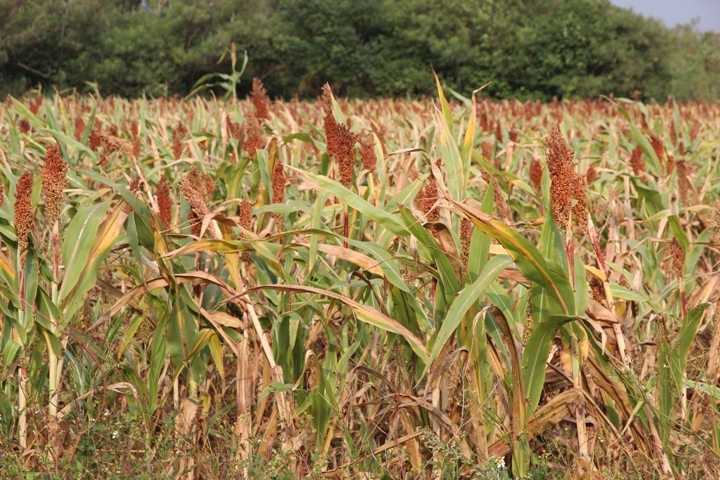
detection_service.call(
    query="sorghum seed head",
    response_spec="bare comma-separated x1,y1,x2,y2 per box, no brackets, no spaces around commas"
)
226,116,244,142
272,162,286,206
571,173,589,235
250,78,270,120
15,171,34,266
184,166,207,200
676,159,692,205
629,147,644,175
89,128,103,151
586,165,597,184
650,135,664,166
156,175,172,230
74,117,85,142
529,158,543,191
180,171,210,219
461,217,473,268
590,277,606,306
239,198,252,231
41,145,68,224
493,177,512,221
547,125,575,230
416,171,439,222
244,111,264,157
481,141,493,162
359,133,377,173
670,239,684,278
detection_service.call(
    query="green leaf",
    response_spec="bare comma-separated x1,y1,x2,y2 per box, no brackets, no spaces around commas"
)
427,255,512,367
522,314,577,412
668,215,689,254
434,71,463,200
244,284,429,364
290,167,406,237
452,200,575,315
58,202,109,303
670,304,709,389
617,106,662,175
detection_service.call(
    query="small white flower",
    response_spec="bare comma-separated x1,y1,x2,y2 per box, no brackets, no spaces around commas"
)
112,430,119,439
495,456,506,469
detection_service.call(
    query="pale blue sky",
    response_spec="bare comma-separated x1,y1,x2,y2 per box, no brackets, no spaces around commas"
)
609,0,720,32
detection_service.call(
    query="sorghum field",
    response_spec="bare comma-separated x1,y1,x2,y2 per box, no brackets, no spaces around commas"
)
1,76,720,479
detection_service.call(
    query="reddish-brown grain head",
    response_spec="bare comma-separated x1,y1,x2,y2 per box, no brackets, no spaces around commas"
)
41,145,68,223
546,125,575,230
529,158,543,191
650,135,664,166
89,128,103,152
359,133,377,173
244,111,264,157
181,168,211,220
74,117,86,142
15,171,34,265
571,173,589,234
586,165,597,184
416,167,439,222
272,162,286,206
461,217,473,268
676,159,692,205
670,238,684,278
156,175,172,230
321,83,357,187
239,198,252,231
629,147,644,175
481,141,493,162
250,78,270,120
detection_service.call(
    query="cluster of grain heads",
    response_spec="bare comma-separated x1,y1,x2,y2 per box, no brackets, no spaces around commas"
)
2,85,720,477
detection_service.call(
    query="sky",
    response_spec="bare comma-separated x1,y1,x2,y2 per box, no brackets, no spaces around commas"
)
609,0,720,32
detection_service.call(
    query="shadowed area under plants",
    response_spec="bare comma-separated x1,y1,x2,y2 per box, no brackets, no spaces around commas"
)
1,79,720,479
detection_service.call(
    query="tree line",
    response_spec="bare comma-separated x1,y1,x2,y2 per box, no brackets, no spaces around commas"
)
1,0,718,101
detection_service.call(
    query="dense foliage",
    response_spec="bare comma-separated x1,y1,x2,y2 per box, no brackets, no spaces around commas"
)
1,0,719,101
